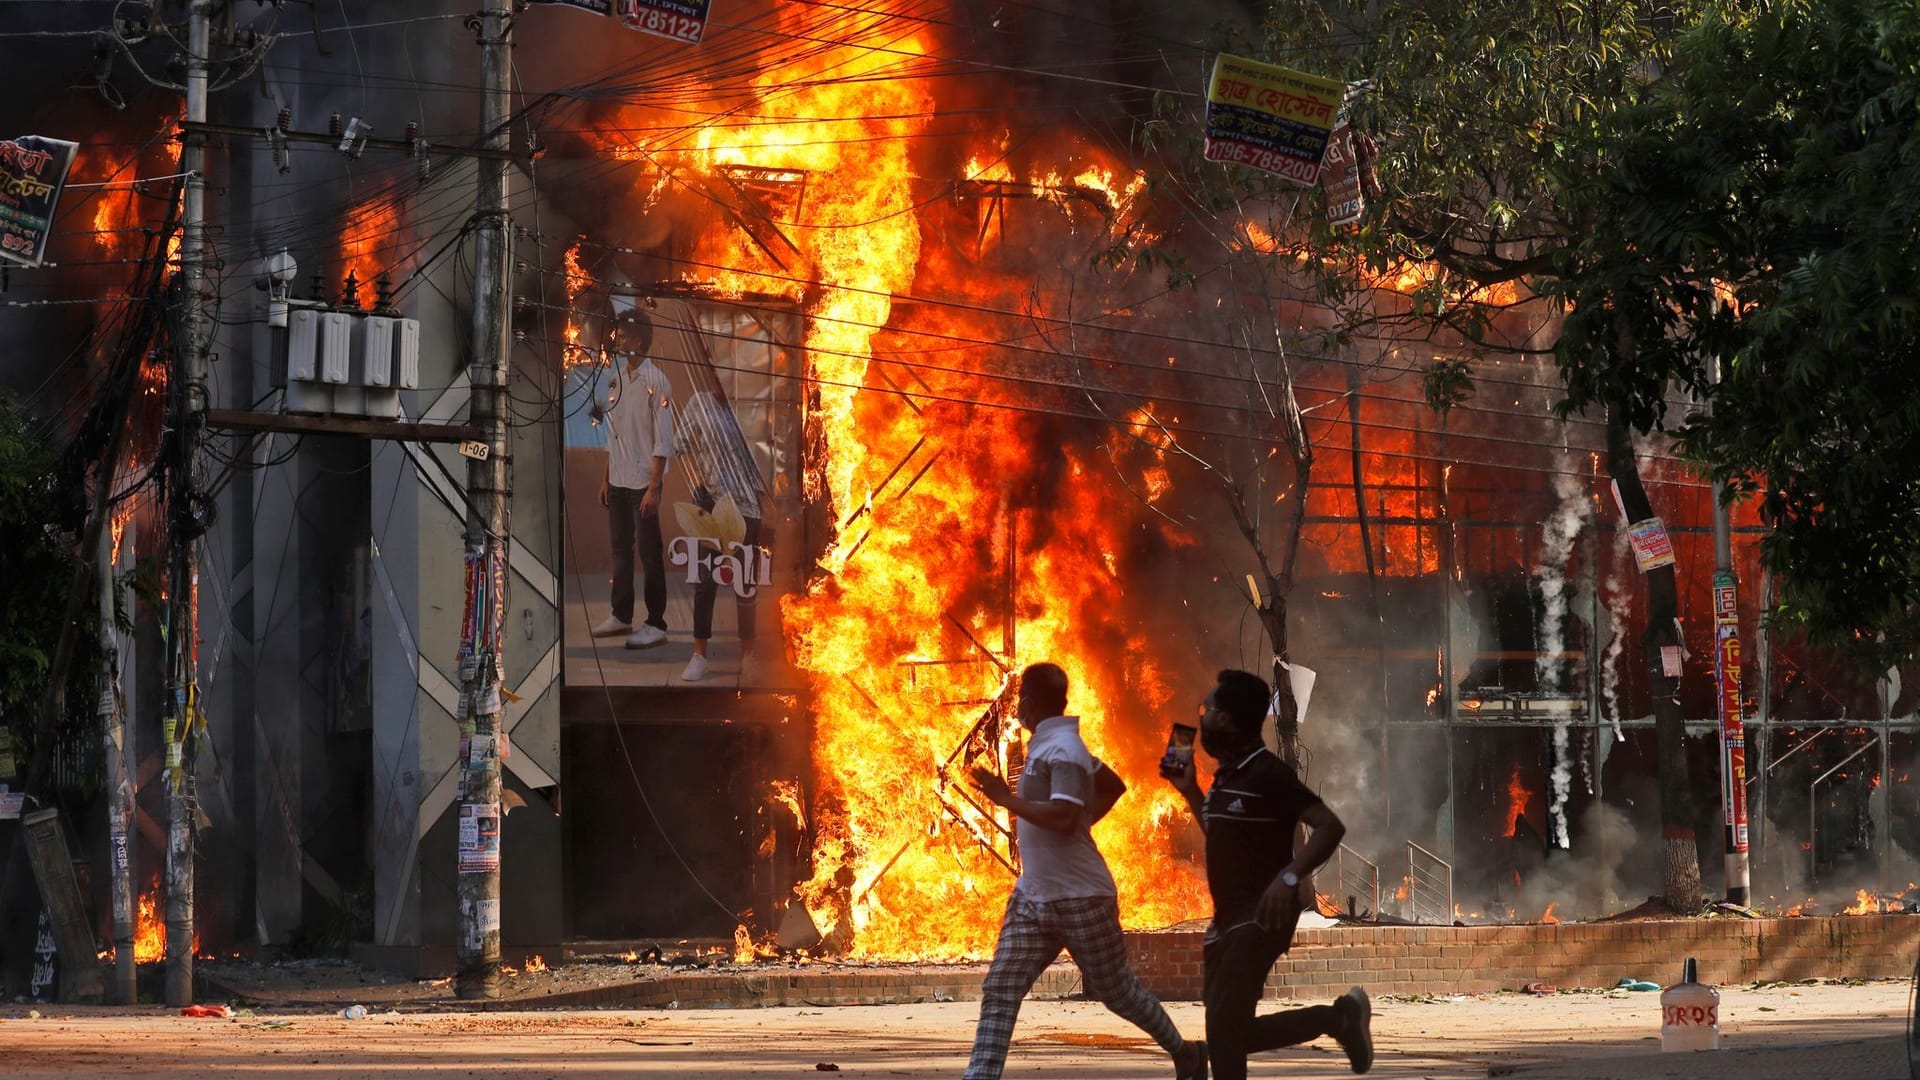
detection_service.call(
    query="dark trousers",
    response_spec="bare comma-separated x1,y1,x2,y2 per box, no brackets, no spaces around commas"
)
607,484,666,629
1203,921,1339,1080
691,515,761,642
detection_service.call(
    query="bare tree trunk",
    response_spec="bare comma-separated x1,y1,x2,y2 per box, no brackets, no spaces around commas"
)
1606,406,1702,912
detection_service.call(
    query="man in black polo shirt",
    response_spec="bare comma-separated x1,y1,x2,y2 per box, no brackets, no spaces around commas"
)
1164,668,1374,1077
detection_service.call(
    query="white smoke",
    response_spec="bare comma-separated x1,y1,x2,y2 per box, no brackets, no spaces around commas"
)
1536,467,1589,850
1600,528,1633,741
1550,723,1573,848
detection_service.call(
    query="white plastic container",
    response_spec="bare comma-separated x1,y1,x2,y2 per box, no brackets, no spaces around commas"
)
1660,957,1721,1051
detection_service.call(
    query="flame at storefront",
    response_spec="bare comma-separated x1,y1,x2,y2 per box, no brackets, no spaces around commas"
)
577,6,1232,958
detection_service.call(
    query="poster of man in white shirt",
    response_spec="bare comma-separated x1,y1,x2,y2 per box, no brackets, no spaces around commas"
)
563,295,806,690
591,305,677,649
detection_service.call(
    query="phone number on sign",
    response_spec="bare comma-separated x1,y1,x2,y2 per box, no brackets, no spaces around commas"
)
1205,139,1319,183
624,7,705,41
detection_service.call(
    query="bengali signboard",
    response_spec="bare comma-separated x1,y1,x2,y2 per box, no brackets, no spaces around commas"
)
0,136,79,269
615,0,710,43
1319,120,1378,226
535,0,709,43
1203,54,1346,185
1713,571,1749,853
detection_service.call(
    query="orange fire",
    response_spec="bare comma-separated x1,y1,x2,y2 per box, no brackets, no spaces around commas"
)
571,4,1213,959
1842,889,1880,915
567,2,1516,960
732,923,776,964
1503,762,1530,837
1540,903,1560,924
335,197,404,301
524,954,548,974
128,878,198,963
1239,222,1521,307
562,239,593,367
134,884,165,963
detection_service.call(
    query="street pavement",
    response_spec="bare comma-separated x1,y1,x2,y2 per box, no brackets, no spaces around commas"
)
0,980,1910,1078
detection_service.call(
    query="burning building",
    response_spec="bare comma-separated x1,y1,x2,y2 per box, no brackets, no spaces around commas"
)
3,0,1916,990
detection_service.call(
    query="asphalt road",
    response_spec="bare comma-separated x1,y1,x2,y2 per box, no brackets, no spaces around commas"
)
0,980,1910,1078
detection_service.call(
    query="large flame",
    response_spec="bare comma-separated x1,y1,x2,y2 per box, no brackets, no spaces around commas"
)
577,4,1213,958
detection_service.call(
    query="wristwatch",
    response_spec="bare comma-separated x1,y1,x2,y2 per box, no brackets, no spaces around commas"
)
1279,869,1300,888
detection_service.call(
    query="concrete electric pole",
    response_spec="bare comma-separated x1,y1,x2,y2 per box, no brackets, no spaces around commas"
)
455,1,515,1000
164,0,216,1008
99,525,135,1005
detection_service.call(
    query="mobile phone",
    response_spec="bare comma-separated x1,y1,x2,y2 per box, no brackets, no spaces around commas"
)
1158,723,1197,777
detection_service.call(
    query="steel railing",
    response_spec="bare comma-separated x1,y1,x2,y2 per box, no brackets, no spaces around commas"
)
1406,841,1454,925
1809,740,1874,887
1330,843,1380,921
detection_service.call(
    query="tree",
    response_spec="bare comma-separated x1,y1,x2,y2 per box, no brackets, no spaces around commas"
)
1554,0,1920,670
0,399,90,765
0,395,100,995
1251,0,1711,908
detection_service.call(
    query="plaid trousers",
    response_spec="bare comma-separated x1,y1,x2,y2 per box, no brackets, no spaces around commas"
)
962,890,1186,1080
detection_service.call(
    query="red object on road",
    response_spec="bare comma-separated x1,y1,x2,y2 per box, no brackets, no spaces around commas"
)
180,1004,230,1018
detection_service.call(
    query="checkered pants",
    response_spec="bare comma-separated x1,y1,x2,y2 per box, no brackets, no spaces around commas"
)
962,891,1186,1080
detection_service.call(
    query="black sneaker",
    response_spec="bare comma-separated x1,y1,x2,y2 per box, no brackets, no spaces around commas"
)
1333,986,1372,1074
1175,1039,1207,1080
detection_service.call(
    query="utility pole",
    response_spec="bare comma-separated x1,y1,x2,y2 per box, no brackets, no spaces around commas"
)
1709,355,1751,906
99,525,135,1004
165,0,216,1007
455,1,515,1000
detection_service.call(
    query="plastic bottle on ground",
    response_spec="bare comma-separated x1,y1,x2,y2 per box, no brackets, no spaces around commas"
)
341,1005,369,1020
1660,957,1721,1051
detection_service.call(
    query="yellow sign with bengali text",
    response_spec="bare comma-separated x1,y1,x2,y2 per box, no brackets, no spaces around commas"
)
1204,54,1348,185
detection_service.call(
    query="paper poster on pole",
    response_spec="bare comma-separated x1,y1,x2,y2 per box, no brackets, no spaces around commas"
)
1203,54,1346,185
458,802,501,874
531,0,611,12
1626,517,1676,572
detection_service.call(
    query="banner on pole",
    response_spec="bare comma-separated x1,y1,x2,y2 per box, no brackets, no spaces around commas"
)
0,136,79,268
1203,54,1346,185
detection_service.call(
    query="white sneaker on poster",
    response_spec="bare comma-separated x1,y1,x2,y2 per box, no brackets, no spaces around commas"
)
624,624,667,649
590,615,631,638
680,654,709,682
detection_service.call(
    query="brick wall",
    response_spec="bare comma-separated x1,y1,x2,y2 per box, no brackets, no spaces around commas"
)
1124,915,1920,1001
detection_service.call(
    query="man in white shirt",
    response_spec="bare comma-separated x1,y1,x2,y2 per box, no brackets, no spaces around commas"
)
592,306,675,650
965,662,1207,1080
